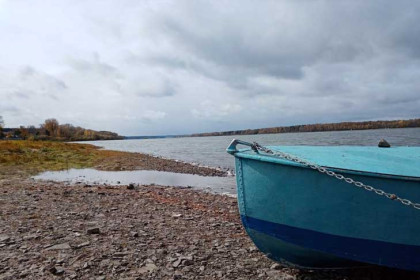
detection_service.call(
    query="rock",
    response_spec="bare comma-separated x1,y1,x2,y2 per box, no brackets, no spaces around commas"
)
0,235,10,243
76,241,90,249
248,246,257,252
173,271,183,279
172,213,182,218
23,234,39,240
113,252,129,258
172,255,193,268
270,263,282,270
56,253,68,264
46,243,72,250
137,263,158,274
127,183,135,190
378,139,391,148
19,271,30,278
49,266,65,275
172,258,182,268
87,227,100,234
182,259,194,266
279,274,296,280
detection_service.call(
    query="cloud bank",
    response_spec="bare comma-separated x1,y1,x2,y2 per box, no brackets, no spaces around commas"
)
0,0,419,135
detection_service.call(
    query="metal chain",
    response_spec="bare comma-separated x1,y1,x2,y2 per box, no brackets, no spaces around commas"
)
251,142,420,210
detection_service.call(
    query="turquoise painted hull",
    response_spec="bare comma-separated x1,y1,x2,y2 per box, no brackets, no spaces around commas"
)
228,143,420,271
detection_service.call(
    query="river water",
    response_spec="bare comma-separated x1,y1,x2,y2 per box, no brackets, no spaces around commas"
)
81,128,420,170
36,128,419,194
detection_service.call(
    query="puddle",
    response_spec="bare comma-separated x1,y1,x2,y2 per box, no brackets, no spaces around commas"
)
33,169,237,195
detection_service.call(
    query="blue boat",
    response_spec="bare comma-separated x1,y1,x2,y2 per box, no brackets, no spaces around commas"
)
227,139,420,271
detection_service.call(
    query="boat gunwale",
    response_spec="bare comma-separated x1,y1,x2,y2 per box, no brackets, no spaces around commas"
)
232,148,420,182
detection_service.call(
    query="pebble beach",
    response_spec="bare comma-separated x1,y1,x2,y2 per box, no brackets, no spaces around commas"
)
1,151,419,280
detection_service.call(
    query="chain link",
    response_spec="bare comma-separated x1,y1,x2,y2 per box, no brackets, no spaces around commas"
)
251,142,420,211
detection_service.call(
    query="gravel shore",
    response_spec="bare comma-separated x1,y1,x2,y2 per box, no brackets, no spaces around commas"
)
1,169,419,279
93,151,227,177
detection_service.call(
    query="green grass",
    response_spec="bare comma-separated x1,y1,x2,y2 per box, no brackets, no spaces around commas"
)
0,140,124,178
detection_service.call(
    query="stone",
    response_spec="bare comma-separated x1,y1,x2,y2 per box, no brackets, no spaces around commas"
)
113,252,129,258
182,259,194,266
378,139,391,148
127,183,135,190
248,246,257,252
19,271,30,278
46,243,72,250
173,271,183,279
76,241,90,249
270,263,282,270
0,235,10,243
23,234,39,240
49,266,65,275
87,227,100,234
137,263,158,274
172,259,182,268
172,213,182,218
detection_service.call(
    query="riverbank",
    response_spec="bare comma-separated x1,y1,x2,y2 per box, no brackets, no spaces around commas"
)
0,141,418,279
0,141,226,180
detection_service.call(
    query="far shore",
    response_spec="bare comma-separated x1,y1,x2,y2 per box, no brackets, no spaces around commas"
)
0,141,418,279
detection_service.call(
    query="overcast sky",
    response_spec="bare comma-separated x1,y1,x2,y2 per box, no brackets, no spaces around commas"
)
1,0,419,135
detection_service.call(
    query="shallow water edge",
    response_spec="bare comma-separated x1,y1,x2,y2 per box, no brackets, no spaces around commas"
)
33,168,237,195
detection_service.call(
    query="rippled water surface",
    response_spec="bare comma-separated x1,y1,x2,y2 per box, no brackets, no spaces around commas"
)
82,128,420,170
37,128,419,194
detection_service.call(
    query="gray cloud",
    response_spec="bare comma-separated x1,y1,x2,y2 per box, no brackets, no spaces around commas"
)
67,58,118,77
0,104,20,113
136,0,419,111
11,90,30,99
0,0,419,134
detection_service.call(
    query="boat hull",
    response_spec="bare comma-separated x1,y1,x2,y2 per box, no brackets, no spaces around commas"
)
234,155,420,271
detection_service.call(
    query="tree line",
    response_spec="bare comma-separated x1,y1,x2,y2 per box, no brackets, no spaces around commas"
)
0,117,123,141
190,118,420,137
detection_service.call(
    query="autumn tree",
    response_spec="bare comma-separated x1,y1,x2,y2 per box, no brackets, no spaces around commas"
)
27,125,37,135
58,124,77,139
19,126,30,139
44,118,59,137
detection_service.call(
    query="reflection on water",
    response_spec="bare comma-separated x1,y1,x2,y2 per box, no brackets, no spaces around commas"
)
33,169,237,195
